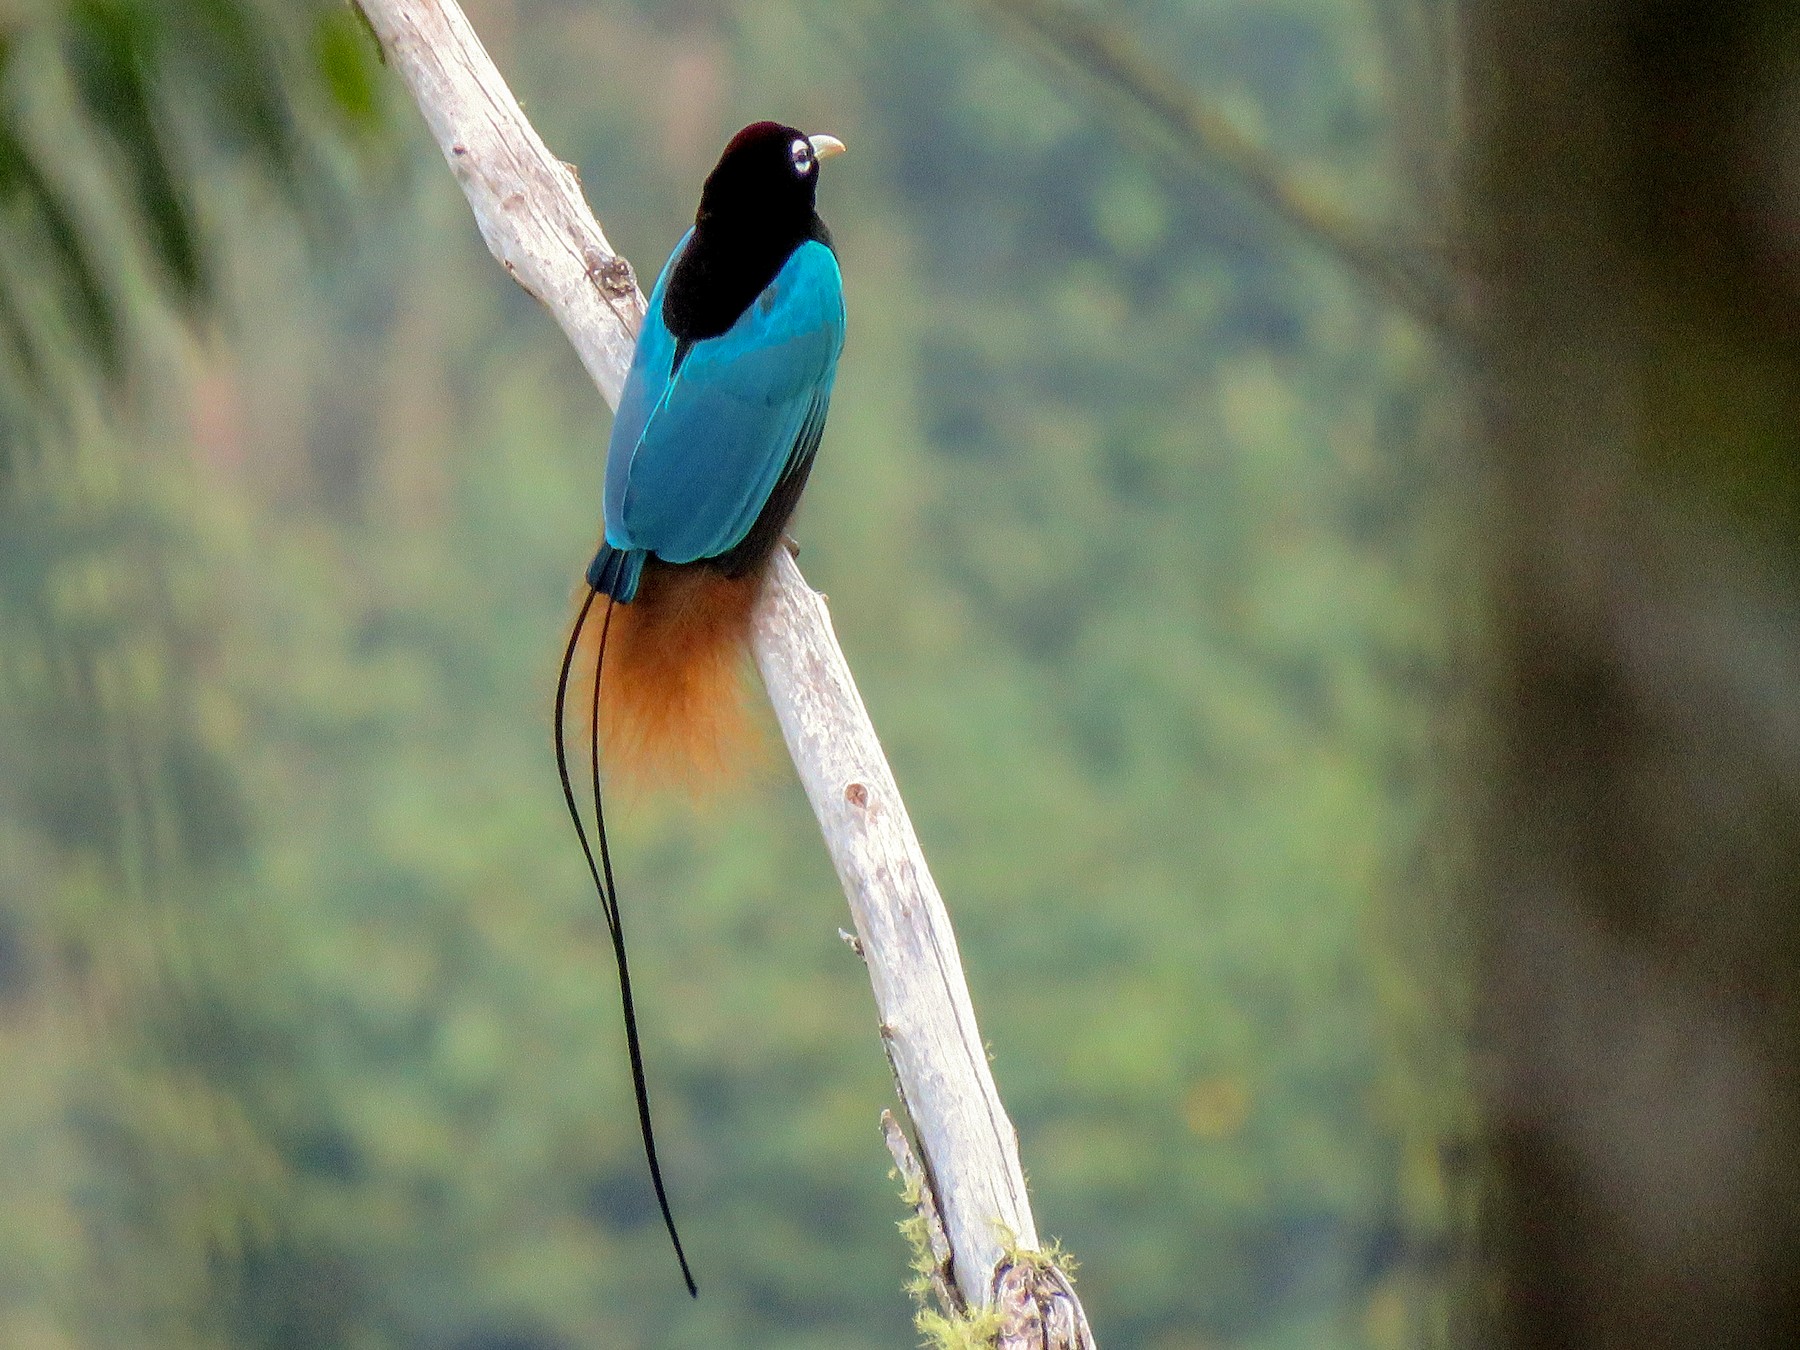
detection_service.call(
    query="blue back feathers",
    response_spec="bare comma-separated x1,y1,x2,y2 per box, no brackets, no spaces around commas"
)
589,228,845,601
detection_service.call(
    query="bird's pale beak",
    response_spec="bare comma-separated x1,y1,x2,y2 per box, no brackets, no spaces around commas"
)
808,134,847,161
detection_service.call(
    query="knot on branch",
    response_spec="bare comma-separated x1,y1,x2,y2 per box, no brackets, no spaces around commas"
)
586,251,636,297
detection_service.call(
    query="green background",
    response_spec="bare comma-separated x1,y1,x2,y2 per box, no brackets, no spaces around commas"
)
0,2,1473,1346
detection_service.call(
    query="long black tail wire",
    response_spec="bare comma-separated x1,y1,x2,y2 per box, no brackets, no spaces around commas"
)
554,586,698,1297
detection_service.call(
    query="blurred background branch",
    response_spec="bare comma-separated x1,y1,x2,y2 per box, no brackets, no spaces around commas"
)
969,0,1468,340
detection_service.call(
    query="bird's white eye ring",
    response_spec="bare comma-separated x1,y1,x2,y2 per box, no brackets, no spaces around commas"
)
790,137,815,172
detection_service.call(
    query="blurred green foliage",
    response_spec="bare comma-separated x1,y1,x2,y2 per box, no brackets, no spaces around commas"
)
0,0,381,414
0,1,1475,1348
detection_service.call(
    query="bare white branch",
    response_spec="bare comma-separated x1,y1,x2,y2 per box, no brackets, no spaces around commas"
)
754,547,1040,1301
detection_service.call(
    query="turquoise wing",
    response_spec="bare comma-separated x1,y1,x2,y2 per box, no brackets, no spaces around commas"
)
603,238,845,564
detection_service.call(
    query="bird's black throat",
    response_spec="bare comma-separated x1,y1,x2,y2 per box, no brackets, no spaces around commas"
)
661,120,834,347
663,214,833,350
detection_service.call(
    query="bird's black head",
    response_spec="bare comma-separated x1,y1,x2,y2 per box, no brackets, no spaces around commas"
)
666,121,844,343
695,121,843,236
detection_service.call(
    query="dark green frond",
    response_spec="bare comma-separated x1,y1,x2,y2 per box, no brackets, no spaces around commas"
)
173,0,305,192
0,119,123,378
0,256,50,407
314,5,384,134
0,1,382,415
65,0,208,305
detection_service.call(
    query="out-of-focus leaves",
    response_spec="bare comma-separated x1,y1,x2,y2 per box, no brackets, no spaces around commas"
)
0,11,377,1330
0,115,123,378
0,1,380,417
66,0,205,303
0,263,47,406
175,0,305,201
314,5,384,135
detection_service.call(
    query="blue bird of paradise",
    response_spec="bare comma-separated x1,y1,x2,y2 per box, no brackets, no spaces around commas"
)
553,122,847,1297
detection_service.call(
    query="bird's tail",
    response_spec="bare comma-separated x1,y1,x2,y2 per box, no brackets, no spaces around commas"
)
555,584,698,1297
571,559,764,789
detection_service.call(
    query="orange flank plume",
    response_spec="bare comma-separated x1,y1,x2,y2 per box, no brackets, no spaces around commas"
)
569,560,766,790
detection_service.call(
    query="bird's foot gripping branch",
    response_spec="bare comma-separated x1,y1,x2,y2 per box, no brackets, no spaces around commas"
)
884,1111,1093,1350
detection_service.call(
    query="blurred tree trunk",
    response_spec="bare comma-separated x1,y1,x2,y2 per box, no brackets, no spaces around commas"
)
1469,2,1800,1345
